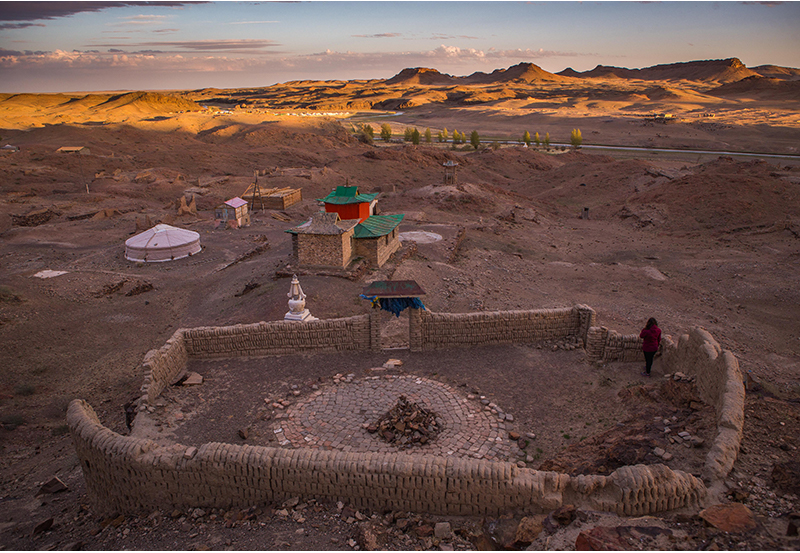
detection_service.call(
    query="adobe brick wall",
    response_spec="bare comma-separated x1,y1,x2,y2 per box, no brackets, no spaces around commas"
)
67,400,705,518
585,326,643,363
182,316,375,358
586,325,745,487
660,328,745,485
68,307,740,519
139,329,188,406
409,305,596,352
138,315,380,410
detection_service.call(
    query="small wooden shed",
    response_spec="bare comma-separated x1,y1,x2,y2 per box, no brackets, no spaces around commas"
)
215,197,250,228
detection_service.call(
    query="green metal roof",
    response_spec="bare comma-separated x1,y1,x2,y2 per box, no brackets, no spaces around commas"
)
335,186,357,197
353,214,404,239
319,186,379,205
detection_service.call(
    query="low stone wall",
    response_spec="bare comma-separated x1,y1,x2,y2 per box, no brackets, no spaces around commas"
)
585,326,643,363
69,310,744,519
182,315,378,358
139,329,188,406
68,400,705,518
138,315,380,409
660,328,745,484
409,305,596,352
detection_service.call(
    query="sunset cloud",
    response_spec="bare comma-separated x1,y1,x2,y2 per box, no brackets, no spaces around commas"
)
0,22,46,30
86,39,281,53
352,33,403,39
112,15,171,26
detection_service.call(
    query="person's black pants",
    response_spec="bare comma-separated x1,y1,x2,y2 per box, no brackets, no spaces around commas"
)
644,350,656,375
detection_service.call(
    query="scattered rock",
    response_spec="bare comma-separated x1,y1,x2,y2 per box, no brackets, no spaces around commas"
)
238,427,249,440
575,525,670,550
38,476,68,495
552,504,577,526
787,512,799,537
772,461,800,495
699,503,757,533
356,520,391,551
369,395,439,448
514,516,545,546
483,517,523,549
182,372,203,386
434,521,452,540
33,518,54,535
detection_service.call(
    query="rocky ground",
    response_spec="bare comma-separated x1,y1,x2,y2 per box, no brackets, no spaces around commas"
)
1,100,799,550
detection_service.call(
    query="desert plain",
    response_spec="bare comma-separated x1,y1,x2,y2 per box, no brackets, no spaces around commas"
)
0,58,799,550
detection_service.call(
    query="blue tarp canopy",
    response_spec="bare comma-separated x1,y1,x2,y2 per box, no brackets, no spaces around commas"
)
359,294,426,317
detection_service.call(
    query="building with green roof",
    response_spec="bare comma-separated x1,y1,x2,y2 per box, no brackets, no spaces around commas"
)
286,212,404,269
319,186,379,222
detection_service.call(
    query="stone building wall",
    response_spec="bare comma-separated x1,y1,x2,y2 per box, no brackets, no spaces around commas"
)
297,232,354,268
409,305,596,352
354,231,401,268
68,399,706,518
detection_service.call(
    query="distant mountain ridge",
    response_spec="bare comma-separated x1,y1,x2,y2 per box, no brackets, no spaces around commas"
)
385,58,798,86
557,58,758,83
384,62,568,85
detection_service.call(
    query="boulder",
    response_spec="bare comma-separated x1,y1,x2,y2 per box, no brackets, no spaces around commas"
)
699,503,757,533
552,504,577,526
515,516,545,546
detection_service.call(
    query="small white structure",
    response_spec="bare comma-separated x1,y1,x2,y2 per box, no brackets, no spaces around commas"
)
284,274,317,322
125,224,201,262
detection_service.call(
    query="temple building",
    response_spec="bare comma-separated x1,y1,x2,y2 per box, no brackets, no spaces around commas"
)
320,185,378,222
286,211,404,269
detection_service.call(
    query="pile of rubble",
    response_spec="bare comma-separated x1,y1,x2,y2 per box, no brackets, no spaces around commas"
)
367,396,440,448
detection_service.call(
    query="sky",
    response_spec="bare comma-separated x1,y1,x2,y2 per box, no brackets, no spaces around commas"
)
1,1,799,93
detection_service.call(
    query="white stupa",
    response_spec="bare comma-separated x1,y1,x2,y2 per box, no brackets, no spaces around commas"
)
284,274,317,322
125,224,201,262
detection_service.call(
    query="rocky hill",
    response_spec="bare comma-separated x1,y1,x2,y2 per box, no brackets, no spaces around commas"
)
557,58,760,83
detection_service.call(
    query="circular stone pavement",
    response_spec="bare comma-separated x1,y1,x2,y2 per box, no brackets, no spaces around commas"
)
276,375,513,460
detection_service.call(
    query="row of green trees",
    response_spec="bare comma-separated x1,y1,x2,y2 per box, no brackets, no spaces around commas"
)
521,129,583,148
359,123,582,149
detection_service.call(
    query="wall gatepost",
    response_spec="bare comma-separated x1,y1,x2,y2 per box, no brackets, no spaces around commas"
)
369,311,382,351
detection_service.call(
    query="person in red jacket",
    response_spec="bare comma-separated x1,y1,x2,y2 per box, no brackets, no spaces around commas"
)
640,317,661,377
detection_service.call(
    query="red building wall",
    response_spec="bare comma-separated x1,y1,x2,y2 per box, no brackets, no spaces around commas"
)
324,202,370,222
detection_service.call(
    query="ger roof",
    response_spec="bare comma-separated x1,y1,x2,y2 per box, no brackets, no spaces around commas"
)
285,212,359,235
320,186,379,205
125,224,200,249
353,214,404,239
